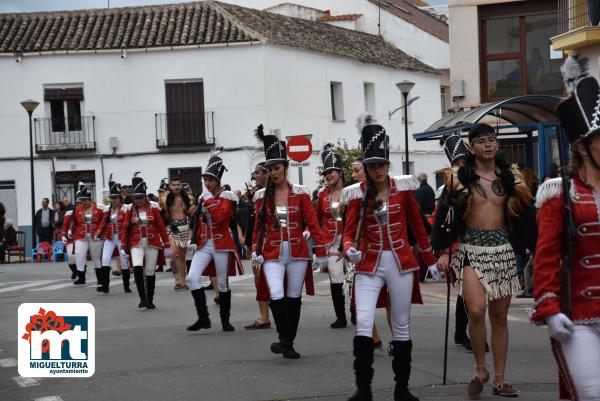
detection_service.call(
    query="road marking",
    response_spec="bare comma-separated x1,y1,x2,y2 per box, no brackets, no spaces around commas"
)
0,280,60,293
0,358,17,367
29,282,76,292
35,397,64,401
13,376,40,387
0,280,37,287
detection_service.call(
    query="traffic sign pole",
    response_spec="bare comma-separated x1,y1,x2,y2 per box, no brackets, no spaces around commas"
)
286,134,313,186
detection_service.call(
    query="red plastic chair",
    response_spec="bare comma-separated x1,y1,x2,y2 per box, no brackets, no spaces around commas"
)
33,242,53,262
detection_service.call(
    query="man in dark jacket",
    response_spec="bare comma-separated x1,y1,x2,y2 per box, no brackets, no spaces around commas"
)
0,219,17,263
34,198,55,244
414,172,436,215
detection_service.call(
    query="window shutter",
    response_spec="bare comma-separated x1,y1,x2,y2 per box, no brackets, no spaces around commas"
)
44,88,84,101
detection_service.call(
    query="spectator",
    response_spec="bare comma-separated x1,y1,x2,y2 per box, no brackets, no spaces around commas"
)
53,201,65,241
414,172,435,216
34,198,55,244
62,196,74,212
0,201,5,242
0,219,17,264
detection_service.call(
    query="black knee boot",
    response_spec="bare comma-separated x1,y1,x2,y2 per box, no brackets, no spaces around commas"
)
391,340,419,401
133,266,147,308
269,298,291,355
146,275,156,309
73,269,86,285
348,336,374,401
284,297,302,359
219,291,235,332
95,268,101,286
97,266,110,293
122,269,132,293
187,289,211,331
68,264,77,279
330,283,347,329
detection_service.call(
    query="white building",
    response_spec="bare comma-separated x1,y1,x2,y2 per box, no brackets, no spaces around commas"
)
0,0,443,250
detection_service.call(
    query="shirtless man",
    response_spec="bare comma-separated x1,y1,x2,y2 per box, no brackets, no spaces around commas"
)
160,177,196,290
432,123,535,398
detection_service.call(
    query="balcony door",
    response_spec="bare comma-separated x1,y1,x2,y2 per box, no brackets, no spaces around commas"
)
165,81,206,146
55,170,96,204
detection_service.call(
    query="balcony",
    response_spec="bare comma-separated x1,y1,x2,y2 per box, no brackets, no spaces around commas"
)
155,111,215,149
34,116,96,153
552,0,600,51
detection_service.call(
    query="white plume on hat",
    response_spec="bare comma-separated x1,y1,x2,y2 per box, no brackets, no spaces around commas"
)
561,55,589,94
356,113,374,135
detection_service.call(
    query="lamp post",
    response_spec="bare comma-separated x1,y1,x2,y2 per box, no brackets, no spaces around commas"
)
21,99,39,253
396,81,415,175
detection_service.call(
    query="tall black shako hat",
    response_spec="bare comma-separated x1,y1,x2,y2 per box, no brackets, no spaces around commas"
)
440,134,469,164
76,182,91,201
320,143,343,174
356,113,389,165
157,178,169,193
254,124,287,167
131,172,147,197
108,174,122,198
202,147,227,182
556,56,600,146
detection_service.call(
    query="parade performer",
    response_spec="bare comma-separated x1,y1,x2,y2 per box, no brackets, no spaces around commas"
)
432,123,536,398
95,176,131,294
186,149,244,332
61,199,80,280
343,114,437,401
121,174,170,309
251,124,328,359
531,56,600,401
243,162,272,330
69,183,105,286
315,143,348,329
159,175,196,290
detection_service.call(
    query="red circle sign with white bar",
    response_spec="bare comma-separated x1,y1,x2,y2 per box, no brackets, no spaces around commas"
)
286,135,313,163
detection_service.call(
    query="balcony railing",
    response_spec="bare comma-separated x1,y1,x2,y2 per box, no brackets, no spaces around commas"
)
558,0,598,34
155,111,215,149
34,116,96,153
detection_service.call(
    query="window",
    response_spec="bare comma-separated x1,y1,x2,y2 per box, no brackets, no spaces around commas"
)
363,82,376,114
164,80,206,146
330,81,344,121
44,87,83,133
440,86,450,116
55,170,96,203
480,1,562,101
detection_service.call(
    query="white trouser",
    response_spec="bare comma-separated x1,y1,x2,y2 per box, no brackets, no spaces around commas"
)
101,234,129,269
186,240,230,292
327,239,345,284
355,251,413,341
263,241,307,300
75,236,103,272
66,242,75,265
559,323,600,401
131,246,159,276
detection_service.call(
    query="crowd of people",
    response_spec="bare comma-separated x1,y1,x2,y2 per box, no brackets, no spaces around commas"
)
12,56,600,401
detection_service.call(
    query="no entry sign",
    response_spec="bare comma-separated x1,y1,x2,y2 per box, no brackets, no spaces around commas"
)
286,135,313,163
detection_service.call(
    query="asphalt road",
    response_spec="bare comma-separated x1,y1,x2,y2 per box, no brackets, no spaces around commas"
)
0,261,559,401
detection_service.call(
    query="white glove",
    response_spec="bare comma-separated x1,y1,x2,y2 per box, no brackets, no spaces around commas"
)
164,247,172,259
546,313,575,342
346,247,362,264
120,249,129,258
61,236,68,244
251,252,264,265
303,231,311,240
317,256,328,268
67,230,73,239
187,240,198,253
427,264,440,281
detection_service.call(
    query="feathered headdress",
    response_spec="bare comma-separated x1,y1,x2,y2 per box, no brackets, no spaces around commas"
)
561,55,589,94
209,146,224,158
356,113,374,135
254,124,265,143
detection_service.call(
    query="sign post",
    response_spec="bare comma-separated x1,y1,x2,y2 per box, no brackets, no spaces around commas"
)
286,135,313,185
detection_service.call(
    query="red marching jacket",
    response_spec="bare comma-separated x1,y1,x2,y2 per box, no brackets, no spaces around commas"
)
95,204,130,240
532,176,600,325
252,183,327,261
193,190,243,276
342,176,436,274
69,204,106,241
314,185,343,246
62,211,74,244
120,203,169,250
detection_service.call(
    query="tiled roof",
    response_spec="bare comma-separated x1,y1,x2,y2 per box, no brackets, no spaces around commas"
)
367,0,448,43
0,1,436,74
317,11,362,22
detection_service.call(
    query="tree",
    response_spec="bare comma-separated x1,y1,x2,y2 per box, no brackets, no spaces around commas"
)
316,139,362,187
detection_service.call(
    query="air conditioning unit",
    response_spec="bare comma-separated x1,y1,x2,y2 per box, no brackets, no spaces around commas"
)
451,79,465,98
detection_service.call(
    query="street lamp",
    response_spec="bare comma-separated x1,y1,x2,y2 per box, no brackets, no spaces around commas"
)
396,81,414,175
21,99,39,254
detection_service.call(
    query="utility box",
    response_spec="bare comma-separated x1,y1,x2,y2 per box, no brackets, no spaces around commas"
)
451,80,465,98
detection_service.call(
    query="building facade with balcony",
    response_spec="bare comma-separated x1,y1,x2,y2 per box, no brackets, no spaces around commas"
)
0,0,444,242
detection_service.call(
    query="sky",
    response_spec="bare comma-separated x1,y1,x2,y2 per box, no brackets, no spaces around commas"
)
0,0,449,14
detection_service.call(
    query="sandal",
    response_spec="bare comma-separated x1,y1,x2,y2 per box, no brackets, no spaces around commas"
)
467,367,489,399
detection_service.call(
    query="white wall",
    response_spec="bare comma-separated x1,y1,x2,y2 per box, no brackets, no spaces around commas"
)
449,4,481,107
